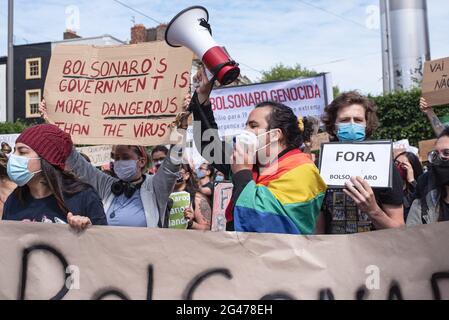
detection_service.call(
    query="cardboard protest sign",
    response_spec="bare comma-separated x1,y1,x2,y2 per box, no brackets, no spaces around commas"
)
422,57,449,107
168,191,190,229
311,132,330,152
208,74,333,137
75,145,112,167
44,42,193,146
319,141,393,188
0,221,448,300
211,182,233,232
419,139,437,162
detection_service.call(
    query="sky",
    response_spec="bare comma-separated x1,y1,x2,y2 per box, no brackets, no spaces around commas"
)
1,0,449,95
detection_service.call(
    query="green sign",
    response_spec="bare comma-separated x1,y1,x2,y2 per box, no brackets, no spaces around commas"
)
168,191,191,229
440,115,449,127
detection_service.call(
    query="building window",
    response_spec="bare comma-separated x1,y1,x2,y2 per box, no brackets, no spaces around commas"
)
25,89,41,118
26,58,42,79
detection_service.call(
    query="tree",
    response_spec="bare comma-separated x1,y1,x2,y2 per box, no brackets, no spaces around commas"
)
260,63,319,82
261,63,339,100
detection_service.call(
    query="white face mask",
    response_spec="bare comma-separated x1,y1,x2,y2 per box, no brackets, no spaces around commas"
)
235,129,278,152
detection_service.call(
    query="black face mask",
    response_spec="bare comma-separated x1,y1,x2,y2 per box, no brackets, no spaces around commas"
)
431,162,449,186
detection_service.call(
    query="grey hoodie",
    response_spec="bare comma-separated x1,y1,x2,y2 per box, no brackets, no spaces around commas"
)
66,148,180,228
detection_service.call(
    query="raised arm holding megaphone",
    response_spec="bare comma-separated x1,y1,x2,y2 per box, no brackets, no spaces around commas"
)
165,6,240,86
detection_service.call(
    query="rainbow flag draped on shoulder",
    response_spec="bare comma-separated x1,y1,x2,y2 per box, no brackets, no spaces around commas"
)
234,149,327,235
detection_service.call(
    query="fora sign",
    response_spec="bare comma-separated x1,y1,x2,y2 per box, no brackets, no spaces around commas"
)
319,141,393,189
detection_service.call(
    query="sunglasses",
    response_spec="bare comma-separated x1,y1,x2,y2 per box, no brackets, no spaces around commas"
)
428,149,449,164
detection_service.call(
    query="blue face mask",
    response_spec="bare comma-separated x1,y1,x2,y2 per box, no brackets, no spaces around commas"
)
215,175,224,182
7,154,41,187
196,167,206,179
336,123,366,142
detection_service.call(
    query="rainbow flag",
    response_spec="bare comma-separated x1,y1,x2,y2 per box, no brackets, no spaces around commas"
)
234,149,327,235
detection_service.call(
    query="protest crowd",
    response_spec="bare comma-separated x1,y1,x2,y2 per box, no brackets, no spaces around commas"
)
0,65,447,235
0,3,448,241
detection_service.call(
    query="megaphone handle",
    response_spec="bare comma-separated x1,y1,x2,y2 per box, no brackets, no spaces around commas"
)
199,18,212,35
210,60,239,76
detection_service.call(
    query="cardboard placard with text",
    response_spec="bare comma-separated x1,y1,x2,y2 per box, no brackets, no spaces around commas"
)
422,57,449,107
311,132,330,151
419,139,437,162
211,182,233,232
319,141,393,189
75,145,112,167
44,42,193,146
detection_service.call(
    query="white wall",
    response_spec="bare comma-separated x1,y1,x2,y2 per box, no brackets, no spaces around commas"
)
0,64,6,122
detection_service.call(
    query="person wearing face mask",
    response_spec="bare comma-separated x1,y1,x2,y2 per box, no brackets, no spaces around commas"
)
394,152,423,220
316,91,404,234
214,170,226,183
39,99,183,228
196,162,214,200
2,124,107,230
187,68,327,235
150,145,168,174
169,164,211,230
0,151,16,218
407,129,449,225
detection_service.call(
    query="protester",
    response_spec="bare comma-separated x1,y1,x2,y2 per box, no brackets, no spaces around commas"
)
420,97,445,137
150,145,169,174
1,142,12,156
394,151,424,220
2,124,107,230
407,128,449,225
0,152,16,217
189,67,327,235
39,99,183,228
196,162,215,199
317,91,404,234
170,164,212,230
214,170,226,182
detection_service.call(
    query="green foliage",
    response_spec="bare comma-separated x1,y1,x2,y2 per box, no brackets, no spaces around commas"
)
261,63,319,82
371,89,449,146
0,120,29,134
261,63,339,99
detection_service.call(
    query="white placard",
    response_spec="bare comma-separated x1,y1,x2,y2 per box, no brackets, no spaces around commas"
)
0,133,20,150
319,141,393,188
75,145,112,167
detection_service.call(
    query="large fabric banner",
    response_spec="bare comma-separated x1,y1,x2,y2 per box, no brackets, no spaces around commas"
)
0,221,448,300
207,74,333,137
44,42,192,146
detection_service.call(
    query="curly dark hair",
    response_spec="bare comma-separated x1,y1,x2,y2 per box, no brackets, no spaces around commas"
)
0,151,8,178
322,91,379,139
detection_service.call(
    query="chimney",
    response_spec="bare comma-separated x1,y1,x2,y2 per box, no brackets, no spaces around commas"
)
146,24,168,42
64,29,81,40
131,24,147,44
156,24,167,41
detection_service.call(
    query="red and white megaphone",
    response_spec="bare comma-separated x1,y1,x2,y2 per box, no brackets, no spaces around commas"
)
165,6,240,86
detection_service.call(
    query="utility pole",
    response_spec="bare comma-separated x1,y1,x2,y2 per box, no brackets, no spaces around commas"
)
7,0,14,122
380,0,431,93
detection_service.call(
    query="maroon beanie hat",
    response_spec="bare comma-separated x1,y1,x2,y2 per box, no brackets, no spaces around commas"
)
16,124,73,171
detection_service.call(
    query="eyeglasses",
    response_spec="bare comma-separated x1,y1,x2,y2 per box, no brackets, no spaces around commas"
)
428,149,449,164
394,160,405,167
